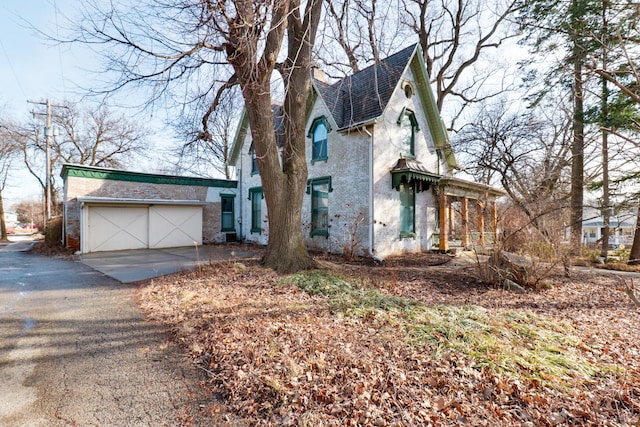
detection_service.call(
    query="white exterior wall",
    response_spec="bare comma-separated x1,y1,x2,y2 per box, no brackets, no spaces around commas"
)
234,65,455,258
372,68,449,257
302,101,371,255
237,131,269,246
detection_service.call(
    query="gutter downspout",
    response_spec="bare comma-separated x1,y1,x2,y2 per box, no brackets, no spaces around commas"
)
61,182,66,247
362,125,382,262
237,153,243,242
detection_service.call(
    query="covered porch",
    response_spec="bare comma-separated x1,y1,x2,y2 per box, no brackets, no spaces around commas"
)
389,158,505,252
435,177,505,252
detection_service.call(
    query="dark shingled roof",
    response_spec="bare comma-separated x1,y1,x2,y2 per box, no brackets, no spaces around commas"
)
314,44,418,130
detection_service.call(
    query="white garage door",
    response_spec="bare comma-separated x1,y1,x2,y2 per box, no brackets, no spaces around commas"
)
88,206,149,252
149,205,202,248
85,204,203,253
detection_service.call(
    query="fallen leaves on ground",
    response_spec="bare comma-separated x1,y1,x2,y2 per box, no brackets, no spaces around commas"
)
137,251,640,426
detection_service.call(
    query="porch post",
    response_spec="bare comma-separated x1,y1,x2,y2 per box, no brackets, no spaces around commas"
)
448,202,455,239
461,197,469,249
491,200,498,244
477,201,485,246
439,192,448,251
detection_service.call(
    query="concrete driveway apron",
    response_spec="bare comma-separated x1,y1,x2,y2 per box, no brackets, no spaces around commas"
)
79,245,258,284
0,239,215,426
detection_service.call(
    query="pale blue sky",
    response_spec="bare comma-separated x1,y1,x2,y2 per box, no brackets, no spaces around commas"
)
1,1,175,207
0,0,87,118
1,0,98,205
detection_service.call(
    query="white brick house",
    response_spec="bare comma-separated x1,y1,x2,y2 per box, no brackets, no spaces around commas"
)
229,44,503,258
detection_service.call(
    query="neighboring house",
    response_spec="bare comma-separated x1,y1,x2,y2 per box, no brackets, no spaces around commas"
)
61,164,238,253
229,44,503,258
583,218,635,248
3,211,18,233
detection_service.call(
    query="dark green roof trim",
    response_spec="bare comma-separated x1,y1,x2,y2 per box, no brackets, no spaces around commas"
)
229,110,250,167
306,176,334,194
409,47,457,169
61,164,237,188
391,170,440,190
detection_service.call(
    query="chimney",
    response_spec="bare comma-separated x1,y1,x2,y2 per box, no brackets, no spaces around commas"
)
311,66,328,83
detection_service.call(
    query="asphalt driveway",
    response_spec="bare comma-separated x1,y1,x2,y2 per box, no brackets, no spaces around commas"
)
0,238,218,426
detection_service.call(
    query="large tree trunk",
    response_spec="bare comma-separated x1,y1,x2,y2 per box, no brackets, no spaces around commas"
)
242,87,314,272
229,0,321,273
600,0,610,259
570,40,585,255
0,188,9,242
600,91,610,259
628,207,640,265
261,174,314,272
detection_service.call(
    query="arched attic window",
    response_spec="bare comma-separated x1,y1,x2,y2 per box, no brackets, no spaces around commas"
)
308,116,330,163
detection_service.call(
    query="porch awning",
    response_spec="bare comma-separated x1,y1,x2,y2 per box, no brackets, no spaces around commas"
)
439,177,505,200
390,157,441,191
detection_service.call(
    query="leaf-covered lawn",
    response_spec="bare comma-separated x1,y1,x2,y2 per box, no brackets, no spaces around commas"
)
137,252,640,426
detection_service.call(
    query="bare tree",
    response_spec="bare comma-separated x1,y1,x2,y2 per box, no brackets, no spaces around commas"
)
453,99,573,239
172,90,240,179
2,102,148,216
0,125,20,241
322,0,522,127
52,103,148,168
318,0,411,75
405,0,522,118
69,0,323,272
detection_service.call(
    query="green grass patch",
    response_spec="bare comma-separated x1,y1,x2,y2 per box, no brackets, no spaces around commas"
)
280,270,417,313
280,269,614,386
407,305,605,384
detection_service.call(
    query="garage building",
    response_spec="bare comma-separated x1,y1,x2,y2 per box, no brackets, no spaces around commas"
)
61,164,238,253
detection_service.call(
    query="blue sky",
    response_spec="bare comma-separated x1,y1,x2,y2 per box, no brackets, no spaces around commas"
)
0,0,87,119
0,0,177,208
1,0,96,206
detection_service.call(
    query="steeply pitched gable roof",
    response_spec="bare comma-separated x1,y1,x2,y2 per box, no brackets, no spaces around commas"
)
314,44,417,130
229,104,284,166
230,43,457,169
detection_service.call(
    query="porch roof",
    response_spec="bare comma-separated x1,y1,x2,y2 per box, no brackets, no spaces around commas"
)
439,176,505,201
390,158,440,190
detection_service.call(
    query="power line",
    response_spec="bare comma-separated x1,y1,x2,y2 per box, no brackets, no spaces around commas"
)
27,98,66,221
0,39,27,99
52,0,67,96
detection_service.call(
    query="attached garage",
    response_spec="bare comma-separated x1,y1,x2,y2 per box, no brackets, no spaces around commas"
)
61,164,238,253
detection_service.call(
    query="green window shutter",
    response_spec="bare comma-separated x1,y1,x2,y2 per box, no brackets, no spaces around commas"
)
249,143,259,175
397,109,418,157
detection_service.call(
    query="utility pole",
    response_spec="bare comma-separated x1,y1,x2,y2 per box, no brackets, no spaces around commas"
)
27,99,64,222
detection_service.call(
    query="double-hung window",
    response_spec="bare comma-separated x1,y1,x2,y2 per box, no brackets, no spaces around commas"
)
399,182,415,238
249,143,259,175
307,176,332,237
248,187,263,234
220,194,236,232
397,108,419,157
308,117,329,163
